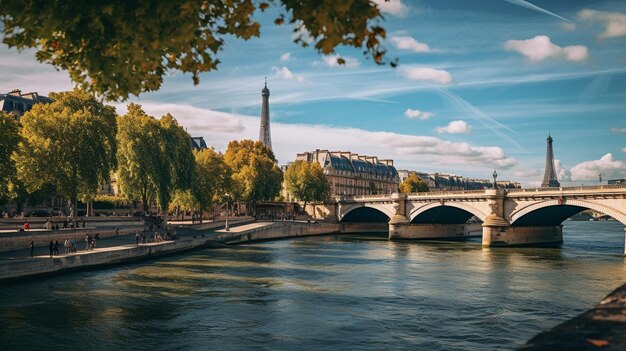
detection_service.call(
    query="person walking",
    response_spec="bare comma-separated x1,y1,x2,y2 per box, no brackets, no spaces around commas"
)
135,231,140,245
53,240,59,255
85,234,90,251
29,241,34,258
23,220,30,231
64,238,69,254
71,238,77,253
48,240,53,258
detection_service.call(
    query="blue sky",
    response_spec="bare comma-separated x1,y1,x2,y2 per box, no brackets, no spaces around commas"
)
1,0,625,186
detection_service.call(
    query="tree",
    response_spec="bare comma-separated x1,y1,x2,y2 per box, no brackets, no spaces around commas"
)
0,112,20,200
0,1,391,100
284,160,329,208
193,148,232,212
13,90,117,216
116,104,194,213
116,103,161,212
224,140,282,203
399,173,429,193
169,189,199,221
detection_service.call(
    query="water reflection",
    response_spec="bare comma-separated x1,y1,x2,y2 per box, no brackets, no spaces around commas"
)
0,221,624,351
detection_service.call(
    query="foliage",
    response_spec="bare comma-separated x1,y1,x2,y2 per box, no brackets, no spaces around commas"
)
169,189,199,213
0,112,20,199
13,90,117,213
283,160,329,206
224,140,282,202
116,103,194,212
0,1,391,100
116,103,161,211
193,148,233,211
399,173,429,193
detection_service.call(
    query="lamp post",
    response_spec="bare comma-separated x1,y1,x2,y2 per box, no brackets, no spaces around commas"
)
224,193,230,231
492,170,498,189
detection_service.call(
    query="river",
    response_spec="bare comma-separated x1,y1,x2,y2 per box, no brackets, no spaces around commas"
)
1,220,625,350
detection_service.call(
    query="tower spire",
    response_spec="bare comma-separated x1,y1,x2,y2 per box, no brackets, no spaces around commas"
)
259,79,272,151
541,133,560,187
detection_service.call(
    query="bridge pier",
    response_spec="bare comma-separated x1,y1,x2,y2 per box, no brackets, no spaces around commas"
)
482,225,563,247
389,222,482,240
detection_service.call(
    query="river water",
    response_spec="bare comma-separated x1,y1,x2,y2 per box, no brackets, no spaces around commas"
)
1,221,625,350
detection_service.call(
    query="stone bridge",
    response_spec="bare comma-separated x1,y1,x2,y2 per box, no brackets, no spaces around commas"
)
313,185,626,249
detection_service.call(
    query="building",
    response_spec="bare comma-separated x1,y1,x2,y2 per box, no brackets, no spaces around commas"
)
0,89,52,121
259,79,272,151
397,170,520,191
541,134,560,188
287,150,400,198
191,137,208,151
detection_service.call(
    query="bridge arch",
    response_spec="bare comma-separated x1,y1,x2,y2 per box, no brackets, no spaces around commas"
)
510,199,626,226
409,202,488,224
339,203,393,222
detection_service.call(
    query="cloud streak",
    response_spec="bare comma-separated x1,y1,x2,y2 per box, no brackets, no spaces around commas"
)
504,0,572,23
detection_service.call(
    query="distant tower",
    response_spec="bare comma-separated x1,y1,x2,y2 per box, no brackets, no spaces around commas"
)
541,134,560,187
259,78,272,150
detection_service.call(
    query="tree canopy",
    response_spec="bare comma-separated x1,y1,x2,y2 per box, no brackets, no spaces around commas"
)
224,139,282,202
13,90,117,214
0,113,20,200
193,147,233,211
116,103,194,212
284,160,329,206
399,173,429,193
0,1,391,100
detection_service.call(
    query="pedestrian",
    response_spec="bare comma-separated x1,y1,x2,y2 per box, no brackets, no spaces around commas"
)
85,234,90,251
48,240,53,258
63,219,68,229
23,220,30,231
29,241,34,258
135,231,139,245
64,238,69,254
71,238,77,253
53,240,59,255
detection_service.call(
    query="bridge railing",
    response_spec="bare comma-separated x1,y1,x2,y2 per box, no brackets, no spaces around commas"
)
509,184,626,194
407,190,486,196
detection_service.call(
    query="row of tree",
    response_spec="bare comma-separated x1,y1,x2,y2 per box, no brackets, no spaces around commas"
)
0,90,288,217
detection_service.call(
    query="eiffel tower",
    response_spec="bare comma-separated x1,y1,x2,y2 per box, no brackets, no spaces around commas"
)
259,78,272,151
541,134,560,188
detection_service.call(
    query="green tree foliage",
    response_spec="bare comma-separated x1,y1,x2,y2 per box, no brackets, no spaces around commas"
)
0,1,391,100
116,104,161,211
13,90,117,214
0,112,20,200
224,140,282,202
116,104,194,212
283,160,329,207
169,189,199,214
399,173,429,193
193,148,232,211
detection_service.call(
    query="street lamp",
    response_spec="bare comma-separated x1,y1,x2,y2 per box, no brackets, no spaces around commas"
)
492,170,498,189
224,193,230,231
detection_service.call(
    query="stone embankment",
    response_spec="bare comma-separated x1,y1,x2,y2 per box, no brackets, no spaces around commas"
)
521,283,626,350
0,220,385,282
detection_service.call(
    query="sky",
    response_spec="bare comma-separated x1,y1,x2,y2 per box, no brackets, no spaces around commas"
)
1,0,625,187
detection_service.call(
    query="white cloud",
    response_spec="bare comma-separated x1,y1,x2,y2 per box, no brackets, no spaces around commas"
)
118,102,516,170
560,22,577,31
622,147,626,153
372,0,409,17
401,66,453,84
271,66,304,82
321,55,360,68
404,109,433,120
570,153,626,181
390,36,432,53
436,120,471,134
280,53,291,62
611,128,626,133
504,35,589,62
512,168,541,178
579,9,626,39
554,159,572,182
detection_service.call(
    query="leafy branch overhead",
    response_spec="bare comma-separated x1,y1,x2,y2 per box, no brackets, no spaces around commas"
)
0,0,391,101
